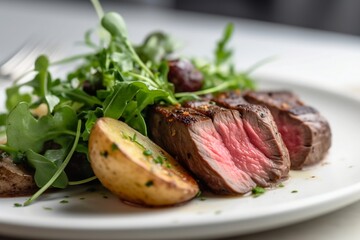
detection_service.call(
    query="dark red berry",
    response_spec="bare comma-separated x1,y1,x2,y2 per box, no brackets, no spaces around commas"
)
168,59,203,92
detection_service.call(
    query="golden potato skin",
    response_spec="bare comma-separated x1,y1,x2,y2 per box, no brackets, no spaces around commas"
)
89,118,199,206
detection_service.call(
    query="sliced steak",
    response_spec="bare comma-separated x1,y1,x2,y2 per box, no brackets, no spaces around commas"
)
0,152,37,197
184,100,289,186
209,96,290,183
148,105,256,195
244,91,332,169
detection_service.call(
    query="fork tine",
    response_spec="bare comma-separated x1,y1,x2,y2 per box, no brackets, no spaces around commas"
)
11,43,50,75
1,40,61,80
0,42,37,76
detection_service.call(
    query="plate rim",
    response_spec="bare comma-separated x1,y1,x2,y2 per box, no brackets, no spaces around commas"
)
1,78,360,239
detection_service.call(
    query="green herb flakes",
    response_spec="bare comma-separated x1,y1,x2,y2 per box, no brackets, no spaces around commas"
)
252,187,266,197
100,150,109,158
154,156,165,165
145,180,154,187
143,149,152,156
111,143,119,151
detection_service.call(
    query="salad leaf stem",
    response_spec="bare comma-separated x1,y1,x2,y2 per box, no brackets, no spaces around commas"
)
91,0,104,19
68,176,98,186
244,56,277,75
175,77,244,98
0,145,17,154
23,120,82,206
51,53,94,66
123,72,158,88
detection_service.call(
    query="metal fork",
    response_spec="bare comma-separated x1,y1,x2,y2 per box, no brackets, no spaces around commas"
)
0,40,61,81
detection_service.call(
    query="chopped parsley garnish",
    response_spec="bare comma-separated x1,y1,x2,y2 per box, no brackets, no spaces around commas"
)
143,149,153,156
165,161,172,169
195,190,202,198
60,200,69,204
291,190,298,193
252,186,266,197
154,156,165,165
145,180,154,187
100,150,109,158
111,143,119,151
13,203,23,207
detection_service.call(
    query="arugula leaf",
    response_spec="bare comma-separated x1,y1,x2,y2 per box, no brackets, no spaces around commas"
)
53,87,102,106
24,120,82,206
0,114,6,126
131,82,168,112
5,86,32,112
6,102,77,154
34,55,60,113
215,23,234,66
136,32,181,64
123,101,147,135
185,22,256,96
103,82,139,119
26,149,69,188
34,55,50,72
81,108,103,141
110,52,133,72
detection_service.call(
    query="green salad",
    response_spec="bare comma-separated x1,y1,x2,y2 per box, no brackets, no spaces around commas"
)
0,0,258,206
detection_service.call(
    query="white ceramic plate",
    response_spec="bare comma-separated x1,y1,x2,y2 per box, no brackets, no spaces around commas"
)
1,78,360,240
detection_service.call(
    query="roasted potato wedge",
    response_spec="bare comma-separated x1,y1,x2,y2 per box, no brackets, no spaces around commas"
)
89,118,199,206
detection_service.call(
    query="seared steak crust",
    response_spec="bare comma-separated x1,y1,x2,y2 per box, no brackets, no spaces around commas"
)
148,105,256,195
0,152,37,197
244,91,331,169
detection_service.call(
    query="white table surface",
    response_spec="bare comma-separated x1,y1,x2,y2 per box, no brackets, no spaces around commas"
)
1,1,360,239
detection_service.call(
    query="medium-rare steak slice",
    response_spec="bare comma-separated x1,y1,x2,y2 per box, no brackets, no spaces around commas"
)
184,101,290,187
244,91,331,169
208,97,290,184
148,105,256,194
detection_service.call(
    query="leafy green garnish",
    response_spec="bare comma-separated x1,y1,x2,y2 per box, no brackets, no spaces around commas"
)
27,149,69,188
6,103,77,154
136,32,181,64
182,23,256,97
0,0,259,205
23,120,82,206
